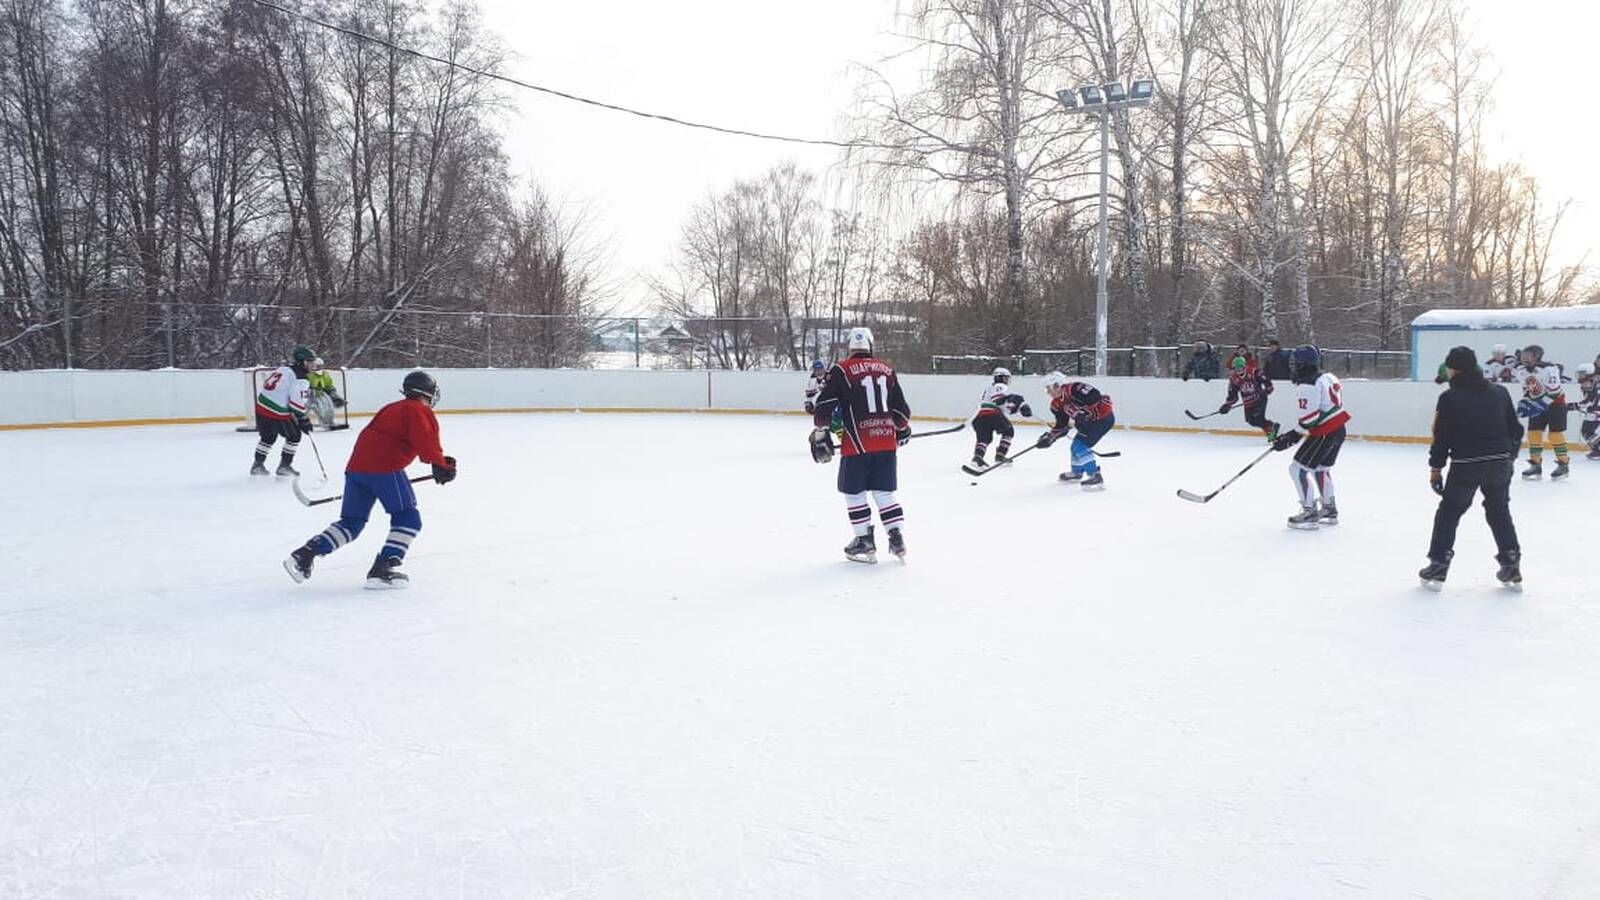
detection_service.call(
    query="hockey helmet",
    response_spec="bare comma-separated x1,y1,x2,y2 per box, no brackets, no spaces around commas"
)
992,366,1012,384
1288,345,1320,381
1231,355,1248,371
402,370,440,407
1521,344,1545,362
1041,370,1068,395
811,359,826,372
290,345,317,367
1578,363,1596,379
846,326,874,354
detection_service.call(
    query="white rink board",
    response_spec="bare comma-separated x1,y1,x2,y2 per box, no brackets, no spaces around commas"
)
4,367,1445,440
1,413,1596,897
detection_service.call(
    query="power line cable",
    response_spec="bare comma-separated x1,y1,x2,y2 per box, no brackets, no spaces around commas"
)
244,0,880,150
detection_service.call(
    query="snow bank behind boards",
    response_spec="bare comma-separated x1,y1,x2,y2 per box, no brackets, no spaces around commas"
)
0,368,1442,441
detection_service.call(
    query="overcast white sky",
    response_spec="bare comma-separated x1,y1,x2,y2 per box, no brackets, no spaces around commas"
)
477,0,1597,313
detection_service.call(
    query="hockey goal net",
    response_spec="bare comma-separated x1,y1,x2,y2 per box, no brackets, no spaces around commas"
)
236,366,351,432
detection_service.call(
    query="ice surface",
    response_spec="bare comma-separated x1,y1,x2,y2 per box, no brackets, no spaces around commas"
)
2,413,1597,898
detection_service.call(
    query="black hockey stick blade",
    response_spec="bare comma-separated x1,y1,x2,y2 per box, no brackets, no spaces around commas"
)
293,474,431,507
1093,449,1122,458
963,442,1039,477
1185,408,1226,421
908,422,965,440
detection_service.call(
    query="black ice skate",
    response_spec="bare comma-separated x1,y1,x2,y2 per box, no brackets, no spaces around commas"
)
887,527,906,561
1287,505,1320,530
1496,550,1523,590
1521,461,1542,480
1058,471,1083,483
1588,447,1600,461
365,556,409,590
1318,501,1339,525
1550,461,1570,481
1418,559,1450,591
843,527,877,564
283,544,317,583
276,461,300,479
1080,471,1105,491
250,461,270,476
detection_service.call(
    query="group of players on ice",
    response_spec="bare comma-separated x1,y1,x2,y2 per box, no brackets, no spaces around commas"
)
245,327,1597,591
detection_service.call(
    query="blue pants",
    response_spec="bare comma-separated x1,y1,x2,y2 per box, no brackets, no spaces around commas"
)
1068,415,1115,476
308,471,421,561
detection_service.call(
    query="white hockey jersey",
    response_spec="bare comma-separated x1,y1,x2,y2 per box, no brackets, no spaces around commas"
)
255,365,310,422
1484,358,1516,382
975,381,1027,417
1515,363,1566,404
803,373,827,411
1294,372,1350,437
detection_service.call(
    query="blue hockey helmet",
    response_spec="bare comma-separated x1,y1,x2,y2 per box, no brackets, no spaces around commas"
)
1288,345,1320,381
811,359,826,372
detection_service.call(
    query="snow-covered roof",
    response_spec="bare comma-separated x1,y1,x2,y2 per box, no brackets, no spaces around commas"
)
1411,305,1600,330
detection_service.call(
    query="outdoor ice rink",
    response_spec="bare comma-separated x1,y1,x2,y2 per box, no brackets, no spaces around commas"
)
3,412,1596,898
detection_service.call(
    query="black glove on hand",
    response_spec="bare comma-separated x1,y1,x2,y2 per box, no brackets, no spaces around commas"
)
896,425,913,447
1036,430,1058,449
1271,430,1302,452
295,414,313,433
332,394,347,408
1218,403,1232,415
433,455,457,484
809,428,834,464
1019,403,1033,418
1430,469,1445,496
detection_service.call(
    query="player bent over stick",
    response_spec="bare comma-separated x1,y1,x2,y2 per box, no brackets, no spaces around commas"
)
969,367,1031,469
1035,371,1113,490
810,327,911,563
284,371,458,589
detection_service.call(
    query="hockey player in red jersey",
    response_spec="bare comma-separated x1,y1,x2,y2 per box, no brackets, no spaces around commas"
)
1219,353,1278,441
284,371,458,589
1036,371,1114,490
810,326,911,563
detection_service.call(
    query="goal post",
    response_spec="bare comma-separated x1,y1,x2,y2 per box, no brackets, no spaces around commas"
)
236,366,350,432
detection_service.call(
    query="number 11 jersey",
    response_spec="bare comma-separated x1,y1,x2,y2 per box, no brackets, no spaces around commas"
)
814,355,910,456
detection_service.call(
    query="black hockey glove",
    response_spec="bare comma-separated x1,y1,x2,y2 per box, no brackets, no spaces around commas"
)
331,393,347,408
432,455,457,485
1035,429,1059,449
1271,430,1302,452
1429,468,1445,497
804,401,815,415
1218,403,1232,415
896,425,913,447
294,414,313,433
809,428,835,464
1019,403,1033,418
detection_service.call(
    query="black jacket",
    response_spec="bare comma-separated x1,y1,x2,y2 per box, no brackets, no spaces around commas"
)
1262,349,1292,381
1428,372,1524,470
1182,345,1221,381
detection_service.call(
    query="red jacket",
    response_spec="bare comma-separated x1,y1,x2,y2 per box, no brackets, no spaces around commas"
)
347,398,448,473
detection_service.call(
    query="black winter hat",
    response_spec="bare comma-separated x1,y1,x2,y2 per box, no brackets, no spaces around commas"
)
1444,346,1478,372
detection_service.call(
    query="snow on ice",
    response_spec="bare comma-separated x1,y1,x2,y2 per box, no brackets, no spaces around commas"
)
2,413,1597,897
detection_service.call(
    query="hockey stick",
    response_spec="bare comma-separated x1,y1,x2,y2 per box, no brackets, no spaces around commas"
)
1028,419,1122,458
1185,407,1229,421
907,422,966,440
292,474,431,507
962,442,1040,476
301,429,331,482
1176,446,1276,504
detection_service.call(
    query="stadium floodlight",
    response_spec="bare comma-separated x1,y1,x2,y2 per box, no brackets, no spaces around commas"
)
1053,77,1157,376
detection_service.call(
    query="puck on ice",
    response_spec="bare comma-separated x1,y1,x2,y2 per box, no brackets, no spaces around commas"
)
969,480,978,486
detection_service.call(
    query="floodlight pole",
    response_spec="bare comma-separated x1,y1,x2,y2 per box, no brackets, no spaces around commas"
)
1094,110,1110,378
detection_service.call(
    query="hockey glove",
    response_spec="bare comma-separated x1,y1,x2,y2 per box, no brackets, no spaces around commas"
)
294,414,313,433
809,428,835,464
1271,430,1302,452
804,401,815,415
1035,430,1059,449
331,393,347,408
896,425,913,447
1429,468,1445,497
1019,403,1033,418
432,455,457,485
1218,403,1232,415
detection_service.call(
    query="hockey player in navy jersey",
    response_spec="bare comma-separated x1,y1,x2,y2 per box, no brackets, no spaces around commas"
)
968,367,1031,469
1219,354,1278,441
810,327,911,563
1036,371,1114,490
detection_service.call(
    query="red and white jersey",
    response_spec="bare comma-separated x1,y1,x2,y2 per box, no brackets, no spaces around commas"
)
255,365,309,422
1484,358,1515,383
803,373,827,408
812,354,910,456
1516,363,1566,404
1294,372,1350,437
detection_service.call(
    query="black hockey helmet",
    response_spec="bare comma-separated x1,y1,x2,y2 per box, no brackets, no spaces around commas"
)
402,370,440,407
1288,345,1321,384
289,345,317,372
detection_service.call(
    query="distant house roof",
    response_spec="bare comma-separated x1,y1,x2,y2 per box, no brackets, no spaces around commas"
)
1411,305,1600,330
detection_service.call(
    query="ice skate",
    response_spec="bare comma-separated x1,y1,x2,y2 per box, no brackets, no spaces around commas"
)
283,544,316,584
1587,447,1600,461
1521,460,1542,480
1550,461,1570,481
275,461,300,479
993,453,1011,466
886,527,906,561
364,556,409,590
1287,505,1320,530
843,527,877,564
1418,559,1450,591
1496,551,1523,591
250,461,270,476
1080,471,1105,491
1058,471,1083,484
1318,501,1339,525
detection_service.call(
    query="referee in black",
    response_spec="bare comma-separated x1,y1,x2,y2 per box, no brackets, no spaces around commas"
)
1420,346,1524,588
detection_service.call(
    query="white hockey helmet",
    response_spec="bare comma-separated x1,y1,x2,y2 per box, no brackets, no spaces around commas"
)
992,366,1012,382
1578,363,1596,378
1041,370,1068,392
1492,343,1507,356
847,326,875,353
